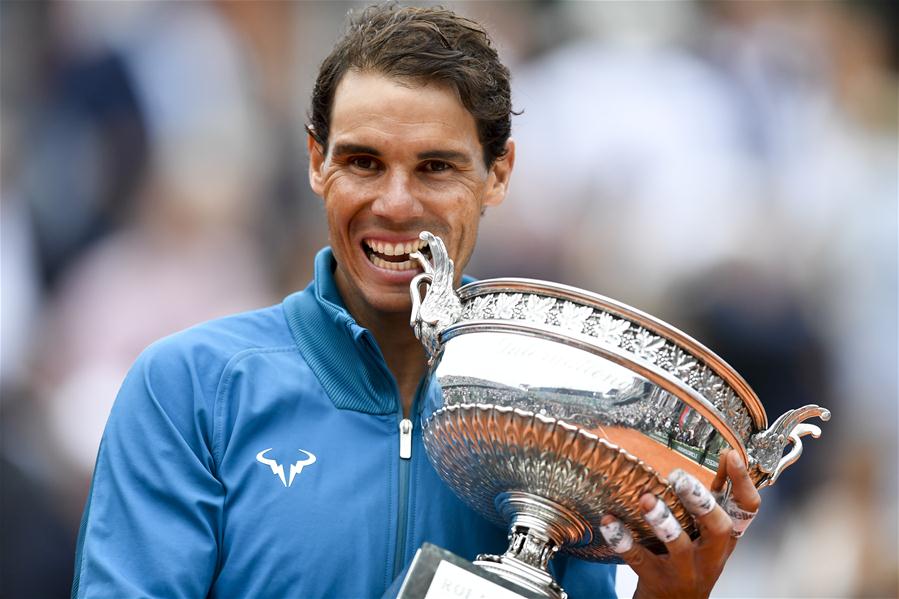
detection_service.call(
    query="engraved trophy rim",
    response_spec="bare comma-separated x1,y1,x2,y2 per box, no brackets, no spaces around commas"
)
454,277,768,440
458,278,766,428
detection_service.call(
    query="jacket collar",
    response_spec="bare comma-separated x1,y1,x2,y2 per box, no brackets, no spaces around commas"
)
283,248,400,415
283,247,475,415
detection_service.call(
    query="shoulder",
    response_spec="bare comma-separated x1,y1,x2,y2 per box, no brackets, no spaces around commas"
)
141,303,295,369
124,303,299,405
108,304,299,449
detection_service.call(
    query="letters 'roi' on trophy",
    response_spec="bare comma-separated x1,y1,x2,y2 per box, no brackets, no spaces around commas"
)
398,232,830,599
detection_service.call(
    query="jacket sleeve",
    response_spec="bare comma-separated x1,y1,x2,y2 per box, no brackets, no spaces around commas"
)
72,339,223,599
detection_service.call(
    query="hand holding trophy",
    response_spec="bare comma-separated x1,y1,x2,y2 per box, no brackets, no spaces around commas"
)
398,232,829,599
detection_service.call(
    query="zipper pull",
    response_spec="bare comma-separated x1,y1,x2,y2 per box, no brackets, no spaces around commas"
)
399,418,413,459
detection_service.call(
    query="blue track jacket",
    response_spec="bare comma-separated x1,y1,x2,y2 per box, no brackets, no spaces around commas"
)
72,248,616,598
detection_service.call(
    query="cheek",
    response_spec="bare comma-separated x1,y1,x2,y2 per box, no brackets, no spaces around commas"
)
448,200,485,258
323,176,367,228
322,171,354,200
446,194,484,227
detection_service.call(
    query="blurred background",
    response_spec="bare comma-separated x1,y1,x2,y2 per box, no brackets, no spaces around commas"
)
1,1,895,597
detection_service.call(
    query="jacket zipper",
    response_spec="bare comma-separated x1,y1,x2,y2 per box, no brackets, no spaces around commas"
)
393,416,413,580
399,418,413,459
393,372,430,582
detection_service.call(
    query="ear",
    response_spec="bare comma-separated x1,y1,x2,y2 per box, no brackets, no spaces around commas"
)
307,130,327,197
483,139,515,208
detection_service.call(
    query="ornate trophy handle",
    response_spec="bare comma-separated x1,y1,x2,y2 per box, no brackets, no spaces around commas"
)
409,232,462,360
747,404,831,489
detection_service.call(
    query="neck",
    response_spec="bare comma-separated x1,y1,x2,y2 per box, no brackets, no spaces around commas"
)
361,310,428,417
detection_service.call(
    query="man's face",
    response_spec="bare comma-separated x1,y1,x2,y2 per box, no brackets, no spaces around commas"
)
308,70,514,322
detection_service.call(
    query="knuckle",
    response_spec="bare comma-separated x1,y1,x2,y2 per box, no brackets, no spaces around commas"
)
742,491,762,512
667,540,692,558
705,517,733,539
625,546,646,568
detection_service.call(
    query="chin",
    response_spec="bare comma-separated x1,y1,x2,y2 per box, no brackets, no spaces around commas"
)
370,290,415,315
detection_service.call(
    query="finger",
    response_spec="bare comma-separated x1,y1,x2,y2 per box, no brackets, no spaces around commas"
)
723,497,757,538
668,469,716,517
599,514,657,578
709,448,731,498
724,452,761,538
726,451,761,512
640,494,692,557
599,514,636,554
669,469,735,548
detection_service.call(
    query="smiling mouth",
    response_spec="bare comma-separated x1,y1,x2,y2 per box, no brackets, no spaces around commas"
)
362,237,432,271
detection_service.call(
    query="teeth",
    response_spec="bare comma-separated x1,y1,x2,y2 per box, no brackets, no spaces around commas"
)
370,254,419,271
365,237,429,256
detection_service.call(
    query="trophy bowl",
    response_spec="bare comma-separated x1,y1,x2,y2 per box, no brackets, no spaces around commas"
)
409,232,829,599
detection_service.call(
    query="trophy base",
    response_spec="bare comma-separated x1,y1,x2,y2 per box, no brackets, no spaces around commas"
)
473,554,565,599
470,491,589,599
393,543,543,599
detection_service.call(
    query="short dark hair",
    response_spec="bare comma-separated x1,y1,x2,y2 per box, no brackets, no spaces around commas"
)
308,3,513,166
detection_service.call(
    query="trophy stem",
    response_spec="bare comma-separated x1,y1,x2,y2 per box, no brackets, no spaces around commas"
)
474,492,592,599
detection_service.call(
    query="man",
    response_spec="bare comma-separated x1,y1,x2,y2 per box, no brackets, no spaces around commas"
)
72,5,759,598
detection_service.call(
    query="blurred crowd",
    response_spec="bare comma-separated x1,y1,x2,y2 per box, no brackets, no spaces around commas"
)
1,1,896,597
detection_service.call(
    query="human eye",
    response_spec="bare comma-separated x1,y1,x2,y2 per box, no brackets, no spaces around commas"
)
349,156,381,172
420,160,452,173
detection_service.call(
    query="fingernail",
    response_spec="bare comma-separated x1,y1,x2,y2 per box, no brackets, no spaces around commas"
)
668,469,716,517
599,516,634,553
643,496,682,543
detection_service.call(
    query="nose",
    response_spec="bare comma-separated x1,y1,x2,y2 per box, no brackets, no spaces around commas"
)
371,170,423,221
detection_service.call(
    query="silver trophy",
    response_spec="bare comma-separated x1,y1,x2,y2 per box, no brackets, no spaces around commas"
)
405,232,830,599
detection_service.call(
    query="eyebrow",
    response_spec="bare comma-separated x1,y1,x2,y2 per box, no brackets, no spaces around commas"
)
331,143,381,157
330,143,472,165
416,150,472,164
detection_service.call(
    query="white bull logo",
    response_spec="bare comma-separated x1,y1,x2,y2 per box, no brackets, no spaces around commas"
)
256,448,317,487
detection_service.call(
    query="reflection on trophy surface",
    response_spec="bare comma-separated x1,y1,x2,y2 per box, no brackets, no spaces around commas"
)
408,232,830,599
